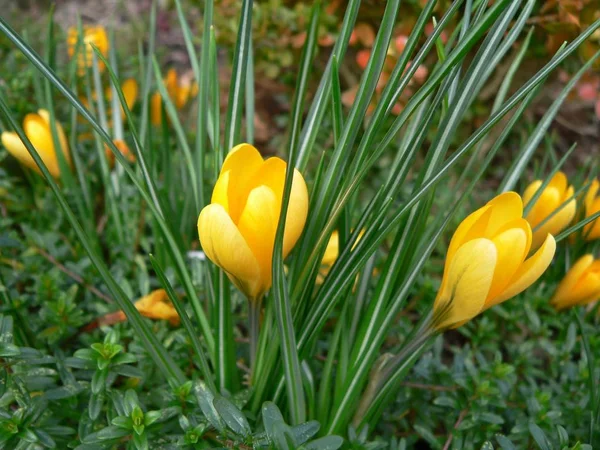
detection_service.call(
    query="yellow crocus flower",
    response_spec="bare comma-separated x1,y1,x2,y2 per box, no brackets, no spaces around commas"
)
100,289,180,326
66,25,109,75
134,289,180,326
551,254,600,310
198,143,309,301
433,192,556,329
523,172,576,250
583,179,600,241
1,109,72,179
150,69,198,125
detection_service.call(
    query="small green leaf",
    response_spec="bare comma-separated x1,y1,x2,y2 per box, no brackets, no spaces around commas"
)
144,411,161,427
194,382,224,432
213,395,251,437
83,425,130,443
495,435,517,450
556,425,569,446
301,435,345,450
290,421,320,445
111,416,133,430
529,423,552,450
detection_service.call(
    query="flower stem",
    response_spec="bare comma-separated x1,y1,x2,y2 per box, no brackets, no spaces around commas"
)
249,299,261,375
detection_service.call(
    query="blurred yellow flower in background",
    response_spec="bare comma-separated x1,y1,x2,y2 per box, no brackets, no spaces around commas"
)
433,192,556,329
583,179,600,241
523,172,576,249
1,109,71,178
198,143,308,301
104,139,136,169
79,78,138,123
67,25,109,75
551,254,600,310
151,69,198,125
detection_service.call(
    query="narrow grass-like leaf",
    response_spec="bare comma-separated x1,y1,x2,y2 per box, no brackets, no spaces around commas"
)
500,49,600,192
224,0,253,150
149,255,215,392
151,58,200,211
270,0,322,425
296,0,361,169
573,310,597,444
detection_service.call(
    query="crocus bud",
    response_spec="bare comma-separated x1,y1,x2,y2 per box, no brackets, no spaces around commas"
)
67,25,109,75
551,255,600,310
1,109,71,179
523,172,576,250
198,144,309,301
583,179,600,241
433,192,556,329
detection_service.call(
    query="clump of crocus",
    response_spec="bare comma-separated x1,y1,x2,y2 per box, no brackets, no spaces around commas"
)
151,69,198,126
551,255,600,310
583,179,600,240
1,109,72,179
105,139,136,169
523,171,576,250
433,192,556,329
198,143,308,302
67,25,109,75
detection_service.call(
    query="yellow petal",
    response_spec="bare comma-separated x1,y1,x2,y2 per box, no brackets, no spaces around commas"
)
198,203,262,299
135,289,180,325
1,131,40,174
250,157,286,207
446,206,491,269
176,83,191,109
221,143,265,223
246,156,308,257
486,227,528,305
523,180,542,206
440,205,492,296
584,197,600,240
221,143,265,175
150,92,162,126
121,78,139,116
585,179,599,214
492,234,556,305
526,186,560,229
19,112,67,178
434,238,497,329
211,170,231,212
484,191,523,236
548,171,568,195
165,69,179,99
569,272,600,307
531,190,576,249
37,110,71,167
321,231,340,267
237,186,280,294
551,254,595,308
283,168,309,258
